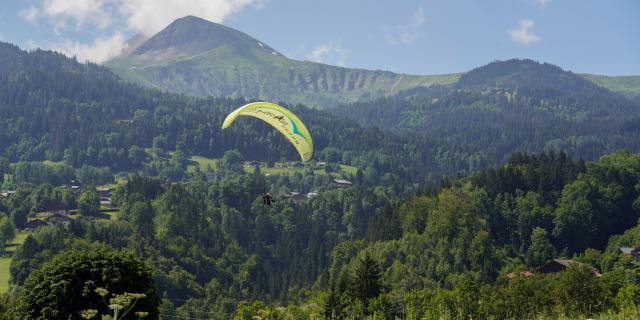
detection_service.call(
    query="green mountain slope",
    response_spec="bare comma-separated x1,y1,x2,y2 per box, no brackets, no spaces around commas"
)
582,73,640,101
105,16,459,108
332,59,640,166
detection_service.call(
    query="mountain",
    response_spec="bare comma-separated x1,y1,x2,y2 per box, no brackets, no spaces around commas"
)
105,15,459,108
0,40,451,183
331,59,640,166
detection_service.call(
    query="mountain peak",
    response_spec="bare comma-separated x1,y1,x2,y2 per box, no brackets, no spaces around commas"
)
126,15,279,66
455,58,611,97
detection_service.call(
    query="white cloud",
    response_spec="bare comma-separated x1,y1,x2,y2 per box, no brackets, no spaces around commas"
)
508,19,541,45
52,33,128,63
306,44,348,67
41,0,112,29
17,0,264,63
20,5,40,23
386,7,425,45
117,0,264,35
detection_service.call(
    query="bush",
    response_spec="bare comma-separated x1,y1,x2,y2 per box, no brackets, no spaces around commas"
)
17,248,160,320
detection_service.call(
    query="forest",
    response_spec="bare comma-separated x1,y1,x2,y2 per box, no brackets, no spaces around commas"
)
2,43,640,319
331,59,640,167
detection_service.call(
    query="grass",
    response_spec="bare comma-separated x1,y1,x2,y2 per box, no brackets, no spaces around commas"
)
187,155,220,172
245,162,357,178
0,231,30,293
33,209,118,221
187,155,357,178
42,160,66,167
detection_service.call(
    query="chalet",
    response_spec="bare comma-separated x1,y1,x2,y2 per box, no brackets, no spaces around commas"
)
620,247,640,259
43,200,69,216
333,179,353,188
307,192,318,199
290,192,307,204
247,161,261,167
506,271,534,280
69,180,81,193
539,259,602,277
0,190,16,198
100,200,113,208
25,219,48,231
96,187,114,198
45,213,73,227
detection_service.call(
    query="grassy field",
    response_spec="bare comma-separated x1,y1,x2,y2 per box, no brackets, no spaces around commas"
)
187,155,357,177
187,155,220,172
0,231,30,293
42,160,66,167
244,164,357,177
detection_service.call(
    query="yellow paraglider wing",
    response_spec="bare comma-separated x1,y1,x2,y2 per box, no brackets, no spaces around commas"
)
222,102,314,162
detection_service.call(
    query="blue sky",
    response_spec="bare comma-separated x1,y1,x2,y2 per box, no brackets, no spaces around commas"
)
0,0,638,75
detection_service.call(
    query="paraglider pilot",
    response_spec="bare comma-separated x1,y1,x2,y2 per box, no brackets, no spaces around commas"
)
262,193,273,206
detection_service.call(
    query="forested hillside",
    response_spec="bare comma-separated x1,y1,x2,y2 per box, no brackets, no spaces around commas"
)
3,41,640,320
0,41,454,186
4,148,640,319
230,151,640,319
332,59,640,166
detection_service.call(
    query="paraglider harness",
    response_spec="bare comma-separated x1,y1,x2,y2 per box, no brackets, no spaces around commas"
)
262,193,273,206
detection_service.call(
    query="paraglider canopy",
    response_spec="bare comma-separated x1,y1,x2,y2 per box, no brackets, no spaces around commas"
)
222,102,314,162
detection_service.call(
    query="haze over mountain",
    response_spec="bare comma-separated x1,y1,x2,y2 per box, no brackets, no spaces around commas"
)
105,15,459,108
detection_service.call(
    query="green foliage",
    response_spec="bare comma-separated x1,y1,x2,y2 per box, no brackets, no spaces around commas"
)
349,254,383,306
17,248,159,320
0,215,15,249
615,284,640,309
335,60,640,171
555,265,608,316
526,227,556,269
78,189,100,216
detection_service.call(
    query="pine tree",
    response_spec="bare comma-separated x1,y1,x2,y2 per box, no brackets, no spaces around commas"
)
526,227,556,269
349,253,383,306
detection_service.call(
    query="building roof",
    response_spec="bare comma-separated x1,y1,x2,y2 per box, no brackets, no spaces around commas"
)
621,247,634,254
333,179,353,185
506,271,534,279
540,259,602,277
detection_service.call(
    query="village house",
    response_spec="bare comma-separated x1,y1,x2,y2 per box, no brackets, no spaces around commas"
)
25,219,48,231
539,259,602,277
0,190,16,198
43,200,69,216
44,213,73,227
333,179,353,188
506,271,534,280
289,192,307,204
96,187,114,198
620,247,640,259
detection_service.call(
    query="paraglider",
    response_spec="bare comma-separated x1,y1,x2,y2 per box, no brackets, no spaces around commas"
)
222,101,314,206
221,102,314,162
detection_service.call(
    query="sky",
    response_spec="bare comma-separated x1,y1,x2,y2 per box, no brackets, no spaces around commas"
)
0,0,638,76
